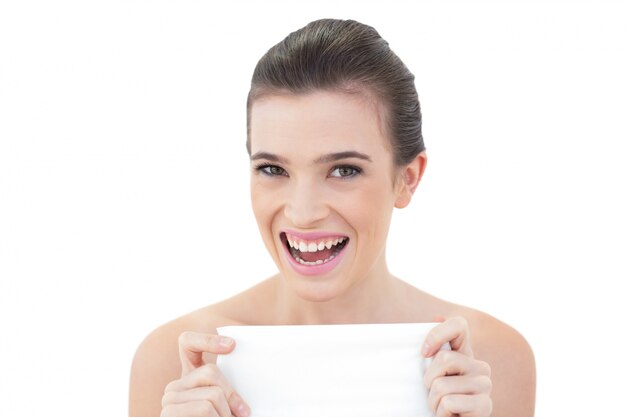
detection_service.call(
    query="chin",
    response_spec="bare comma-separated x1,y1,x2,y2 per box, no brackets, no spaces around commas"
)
282,272,349,303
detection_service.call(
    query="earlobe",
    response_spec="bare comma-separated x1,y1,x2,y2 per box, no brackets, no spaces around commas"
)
394,152,427,209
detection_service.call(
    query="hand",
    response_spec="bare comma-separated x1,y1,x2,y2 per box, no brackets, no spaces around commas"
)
422,317,492,417
161,332,251,417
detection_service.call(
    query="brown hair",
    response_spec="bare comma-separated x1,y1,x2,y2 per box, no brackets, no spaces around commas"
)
246,18,425,166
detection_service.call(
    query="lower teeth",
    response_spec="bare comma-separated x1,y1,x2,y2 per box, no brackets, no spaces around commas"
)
294,254,336,266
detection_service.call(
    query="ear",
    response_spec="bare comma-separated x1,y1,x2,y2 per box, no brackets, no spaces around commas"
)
394,151,427,209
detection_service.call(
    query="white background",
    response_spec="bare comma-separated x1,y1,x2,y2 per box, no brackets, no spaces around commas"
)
1,0,625,415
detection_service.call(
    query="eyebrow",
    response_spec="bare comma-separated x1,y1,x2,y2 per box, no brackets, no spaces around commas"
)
250,151,372,164
314,151,372,164
250,152,288,164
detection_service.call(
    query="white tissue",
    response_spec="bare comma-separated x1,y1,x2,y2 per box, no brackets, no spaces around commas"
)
216,322,443,417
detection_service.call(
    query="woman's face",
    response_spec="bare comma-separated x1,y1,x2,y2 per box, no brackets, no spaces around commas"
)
249,91,421,302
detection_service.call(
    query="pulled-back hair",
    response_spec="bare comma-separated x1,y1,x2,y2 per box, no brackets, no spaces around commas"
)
246,18,425,166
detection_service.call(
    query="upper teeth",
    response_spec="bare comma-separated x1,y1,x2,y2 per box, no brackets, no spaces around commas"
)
286,234,346,253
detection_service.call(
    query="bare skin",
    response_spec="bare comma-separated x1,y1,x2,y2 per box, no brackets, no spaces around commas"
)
130,275,535,417
130,92,535,416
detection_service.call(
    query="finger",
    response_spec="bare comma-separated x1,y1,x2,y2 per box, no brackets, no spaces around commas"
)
178,331,236,375
427,375,492,413
422,317,473,358
166,364,234,393
161,400,221,417
162,386,230,416
165,365,251,417
435,393,492,417
423,350,488,388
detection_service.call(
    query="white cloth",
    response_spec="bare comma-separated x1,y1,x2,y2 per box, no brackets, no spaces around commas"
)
216,322,446,417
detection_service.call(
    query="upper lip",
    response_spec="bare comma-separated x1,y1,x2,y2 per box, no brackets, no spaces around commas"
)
281,229,348,240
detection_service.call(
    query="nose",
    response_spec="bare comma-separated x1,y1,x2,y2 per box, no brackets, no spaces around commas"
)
283,180,330,228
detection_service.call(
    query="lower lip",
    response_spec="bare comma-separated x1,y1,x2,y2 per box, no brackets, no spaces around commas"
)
282,241,348,276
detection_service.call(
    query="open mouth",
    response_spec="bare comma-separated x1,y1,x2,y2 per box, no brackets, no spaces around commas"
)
280,232,349,266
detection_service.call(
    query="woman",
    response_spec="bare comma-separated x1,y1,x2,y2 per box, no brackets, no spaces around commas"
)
129,19,535,417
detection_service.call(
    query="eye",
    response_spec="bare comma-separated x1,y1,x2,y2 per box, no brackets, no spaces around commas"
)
255,164,288,177
329,165,361,178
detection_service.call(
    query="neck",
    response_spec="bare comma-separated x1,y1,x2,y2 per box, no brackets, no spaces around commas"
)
271,258,408,325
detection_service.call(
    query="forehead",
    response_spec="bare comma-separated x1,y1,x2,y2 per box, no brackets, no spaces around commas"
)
249,91,391,157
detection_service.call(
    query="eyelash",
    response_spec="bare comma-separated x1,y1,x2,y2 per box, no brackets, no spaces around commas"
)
329,165,362,178
253,163,362,179
255,163,288,177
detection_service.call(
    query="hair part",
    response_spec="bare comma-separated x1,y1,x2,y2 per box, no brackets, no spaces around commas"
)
246,18,425,166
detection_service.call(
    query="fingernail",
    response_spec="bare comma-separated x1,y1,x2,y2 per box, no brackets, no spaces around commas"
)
219,336,234,347
421,342,431,357
238,401,251,417
232,394,251,417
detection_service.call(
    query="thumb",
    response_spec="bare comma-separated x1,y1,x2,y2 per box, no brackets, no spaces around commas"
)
177,331,236,375
433,315,446,323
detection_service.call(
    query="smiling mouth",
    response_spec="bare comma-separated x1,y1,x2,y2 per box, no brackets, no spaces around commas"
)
280,232,349,266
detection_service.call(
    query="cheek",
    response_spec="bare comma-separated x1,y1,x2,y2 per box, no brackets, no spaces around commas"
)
250,184,281,258
250,181,280,230
336,181,395,236
251,186,267,217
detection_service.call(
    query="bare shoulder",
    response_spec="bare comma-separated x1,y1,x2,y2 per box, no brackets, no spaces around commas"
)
129,278,276,416
128,305,240,417
453,306,536,417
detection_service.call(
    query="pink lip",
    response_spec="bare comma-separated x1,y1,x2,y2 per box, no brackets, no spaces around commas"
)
282,229,348,240
279,230,349,276
281,241,348,276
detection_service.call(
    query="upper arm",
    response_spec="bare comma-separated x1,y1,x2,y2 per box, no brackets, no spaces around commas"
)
472,315,536,417
129,324,182,417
